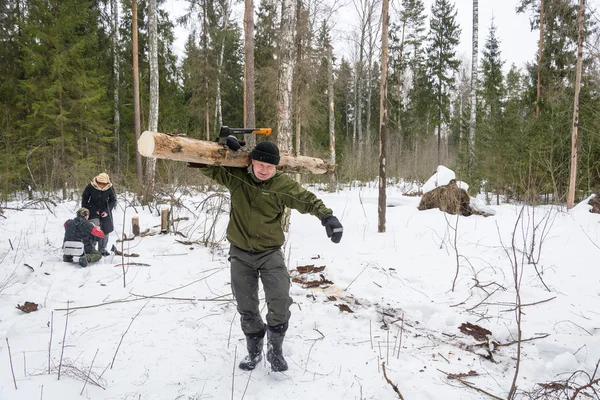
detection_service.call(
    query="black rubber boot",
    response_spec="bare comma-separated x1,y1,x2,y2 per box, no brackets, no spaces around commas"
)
239,327,266,371
78,256,88,268
63,255,73,263
266,323,288,372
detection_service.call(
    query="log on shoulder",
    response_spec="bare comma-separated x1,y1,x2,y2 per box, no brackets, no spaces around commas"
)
138,131,333,174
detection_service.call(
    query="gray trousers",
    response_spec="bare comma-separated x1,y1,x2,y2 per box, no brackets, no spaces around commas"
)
229,245,292,335
89,218,109,250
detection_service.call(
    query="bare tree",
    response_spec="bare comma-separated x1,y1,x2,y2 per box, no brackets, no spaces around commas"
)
244,0,257,147
537,0,545,118
144,0,159,203
112,0,120,167
203,0,210,140
567,0,585,209
353,0,379,161
378,0,389,233
215,0,234,131
328,41,336,191
132,0,143,188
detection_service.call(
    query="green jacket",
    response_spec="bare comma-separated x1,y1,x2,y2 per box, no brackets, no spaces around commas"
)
201,165,332,252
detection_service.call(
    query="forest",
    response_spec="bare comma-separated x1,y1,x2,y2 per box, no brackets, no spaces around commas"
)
1,0,599,206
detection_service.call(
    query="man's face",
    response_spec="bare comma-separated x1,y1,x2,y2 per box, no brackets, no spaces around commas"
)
252,160,276,181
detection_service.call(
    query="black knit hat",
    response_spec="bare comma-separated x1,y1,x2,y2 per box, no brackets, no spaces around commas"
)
251,141,280,166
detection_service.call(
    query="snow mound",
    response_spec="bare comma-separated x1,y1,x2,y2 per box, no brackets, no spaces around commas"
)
423,165,469,194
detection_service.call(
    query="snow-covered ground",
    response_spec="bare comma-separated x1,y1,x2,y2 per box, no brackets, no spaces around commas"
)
1,184,599,399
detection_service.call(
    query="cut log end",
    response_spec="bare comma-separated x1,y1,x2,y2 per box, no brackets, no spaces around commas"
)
138,131,157,157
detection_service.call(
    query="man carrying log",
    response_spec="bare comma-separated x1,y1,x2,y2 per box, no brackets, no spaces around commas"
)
196,139,343,372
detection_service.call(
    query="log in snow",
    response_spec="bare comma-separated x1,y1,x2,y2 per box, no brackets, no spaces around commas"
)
138,131,333,174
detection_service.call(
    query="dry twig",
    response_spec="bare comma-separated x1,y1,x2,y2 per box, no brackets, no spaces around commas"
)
381,361,405,399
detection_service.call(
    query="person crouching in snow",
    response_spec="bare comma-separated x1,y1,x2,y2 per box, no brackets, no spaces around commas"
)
63,208,105,267
81,172,117,256
197,140,344,372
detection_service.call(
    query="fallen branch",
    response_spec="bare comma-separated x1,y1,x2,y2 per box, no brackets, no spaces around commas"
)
497,333,550,347
6,338,17,389
111,303,148,369
129,292,233,302
58,301,70,380
55,270,225,311
381,361,405,399
81,349,99,395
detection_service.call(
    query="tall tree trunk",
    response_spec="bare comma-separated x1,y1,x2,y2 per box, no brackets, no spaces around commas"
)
132,0,143,188
144,0,159,203
328,43,336,192
203,0,210,140
112,0,120,167
396,20,405,136
244,0,256,147
469,0,478,174
365,1,379,148
352,43,358,148
567,0,585,209
294,0,303,157
276,0,296,153
378,0,389,233
277,0,297,232
215,0,233,132
536,0,545,118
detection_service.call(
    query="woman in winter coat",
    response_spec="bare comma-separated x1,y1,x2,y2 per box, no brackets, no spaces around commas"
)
81,173,117,256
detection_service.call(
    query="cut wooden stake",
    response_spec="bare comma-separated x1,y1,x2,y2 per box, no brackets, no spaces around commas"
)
132,216,140,236
137,131,333,174
160,208,169,234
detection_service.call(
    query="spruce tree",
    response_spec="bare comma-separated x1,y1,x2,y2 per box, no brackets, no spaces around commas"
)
426,0,461,165
477,21,505,199
19,0,112,188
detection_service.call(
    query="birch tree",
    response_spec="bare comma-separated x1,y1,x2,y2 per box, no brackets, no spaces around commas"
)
276,0,297,152
378,0,389,233
132,0,143,187
244,0,257,146
328,42,336,191
468,0,478,173
145,0,159,202
567,0,585,209
214,0,233,130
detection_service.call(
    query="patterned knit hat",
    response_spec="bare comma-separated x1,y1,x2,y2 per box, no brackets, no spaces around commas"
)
250,142,280,166
77,207,90,218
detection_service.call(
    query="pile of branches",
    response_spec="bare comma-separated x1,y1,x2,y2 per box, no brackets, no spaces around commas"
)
418,180,472,216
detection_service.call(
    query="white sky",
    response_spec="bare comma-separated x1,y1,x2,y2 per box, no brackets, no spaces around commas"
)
164,0,600,73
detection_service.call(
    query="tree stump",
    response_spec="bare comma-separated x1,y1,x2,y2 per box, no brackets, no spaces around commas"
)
160,208,169,234
132,216,140,236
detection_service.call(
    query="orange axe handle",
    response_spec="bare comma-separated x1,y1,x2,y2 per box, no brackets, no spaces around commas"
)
251,128,272,136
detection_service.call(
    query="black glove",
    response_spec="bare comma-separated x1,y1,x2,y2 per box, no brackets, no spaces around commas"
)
225,135,246,151
322,215,343,244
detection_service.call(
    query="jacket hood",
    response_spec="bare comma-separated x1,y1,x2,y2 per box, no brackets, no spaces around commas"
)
91,180,113,191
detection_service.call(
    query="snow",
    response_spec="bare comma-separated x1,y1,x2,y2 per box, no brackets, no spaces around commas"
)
422,165,469,194
1,186,600,400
